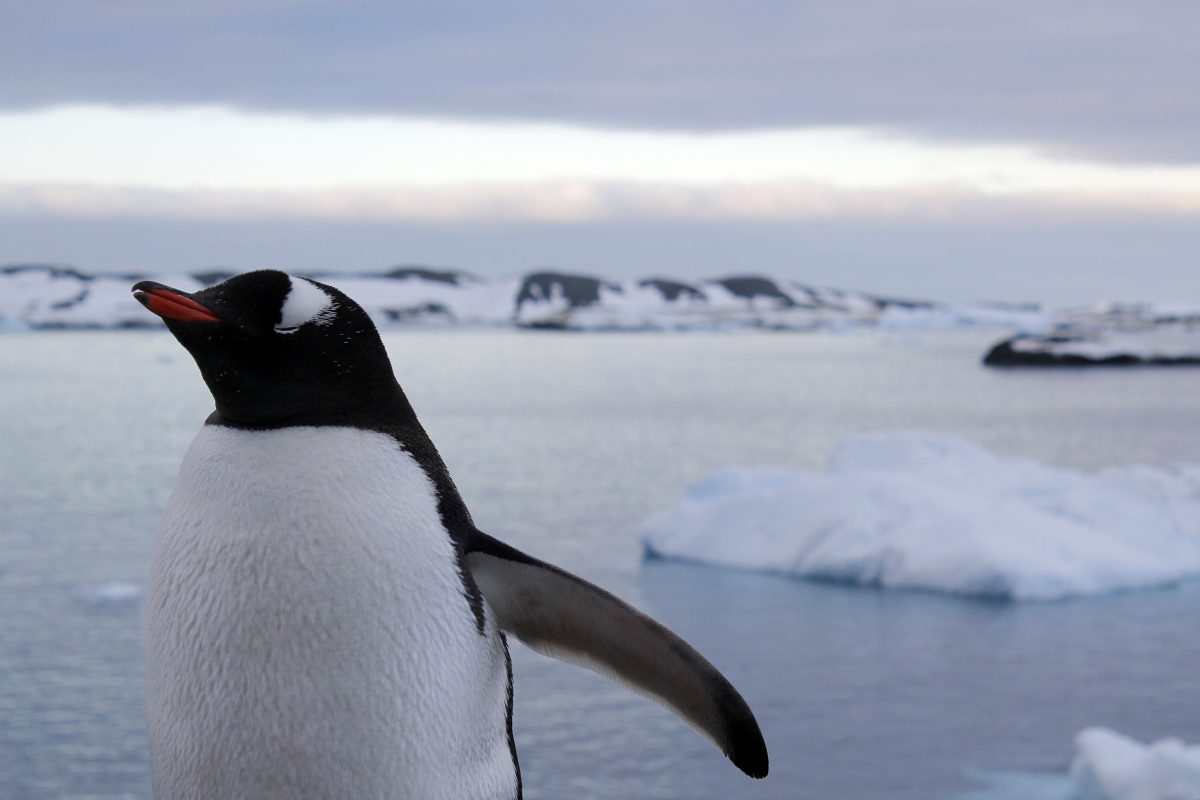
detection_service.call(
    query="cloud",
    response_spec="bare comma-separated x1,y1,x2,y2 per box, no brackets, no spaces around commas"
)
3,104,1197,226
3,104,1198,197
4,179,1199,224
2,1,1199,163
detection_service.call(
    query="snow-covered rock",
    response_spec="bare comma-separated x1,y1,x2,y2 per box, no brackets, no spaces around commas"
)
512,273,834,330
512,271,717,330
984,333,1200,367
984,299,1200,367
642,432,1200,600
1071,728,1200,800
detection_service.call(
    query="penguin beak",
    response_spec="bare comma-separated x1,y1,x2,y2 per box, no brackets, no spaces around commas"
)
131,281,221,324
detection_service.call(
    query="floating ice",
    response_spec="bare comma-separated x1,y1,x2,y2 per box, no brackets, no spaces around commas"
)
1071,728,1200,800
876,302,1050,334
642,432,1200,600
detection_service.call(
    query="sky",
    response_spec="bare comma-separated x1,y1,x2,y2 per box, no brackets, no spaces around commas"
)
3,0,1199,304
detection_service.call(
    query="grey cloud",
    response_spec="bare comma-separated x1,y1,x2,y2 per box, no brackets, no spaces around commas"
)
3,0,1199,163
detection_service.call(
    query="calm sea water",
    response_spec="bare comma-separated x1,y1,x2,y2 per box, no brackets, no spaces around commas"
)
2,329,1199,800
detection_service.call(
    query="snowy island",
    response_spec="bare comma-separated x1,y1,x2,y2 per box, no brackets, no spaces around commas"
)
8,264,1198,366
984,332,1200,367
0,263,1047,333
983,303,1200,367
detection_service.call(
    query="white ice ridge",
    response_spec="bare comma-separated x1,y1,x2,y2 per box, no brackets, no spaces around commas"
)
641,432,1200,600
1071,728,1200,800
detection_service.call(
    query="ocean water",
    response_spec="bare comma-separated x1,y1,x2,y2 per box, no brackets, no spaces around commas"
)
2,328,1199,800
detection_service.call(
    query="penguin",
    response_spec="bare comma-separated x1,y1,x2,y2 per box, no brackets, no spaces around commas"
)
133,270,768,800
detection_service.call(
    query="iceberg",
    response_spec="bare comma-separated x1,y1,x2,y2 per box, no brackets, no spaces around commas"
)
1071,728,1200,800
642,432,1200,600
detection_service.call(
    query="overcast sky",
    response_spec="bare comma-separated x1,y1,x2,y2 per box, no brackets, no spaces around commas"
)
3,1,1199,303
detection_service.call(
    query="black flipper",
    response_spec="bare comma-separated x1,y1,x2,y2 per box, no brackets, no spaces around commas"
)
465,530,769,779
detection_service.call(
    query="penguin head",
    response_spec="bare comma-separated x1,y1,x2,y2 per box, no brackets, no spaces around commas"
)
133,270,400,426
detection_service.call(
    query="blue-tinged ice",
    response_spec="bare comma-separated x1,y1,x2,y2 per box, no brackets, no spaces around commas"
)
643,432,1200,600
1071,728,1200,800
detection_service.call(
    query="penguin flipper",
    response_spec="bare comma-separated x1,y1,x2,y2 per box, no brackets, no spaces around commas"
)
465,530,768,779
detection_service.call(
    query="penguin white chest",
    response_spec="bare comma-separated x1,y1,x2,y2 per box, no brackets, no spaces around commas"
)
146,425,517,800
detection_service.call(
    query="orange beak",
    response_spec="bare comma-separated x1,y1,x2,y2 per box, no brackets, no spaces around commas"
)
132,285,220,323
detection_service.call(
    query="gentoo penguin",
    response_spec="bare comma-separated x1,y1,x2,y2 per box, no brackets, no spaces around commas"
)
133,270,767,800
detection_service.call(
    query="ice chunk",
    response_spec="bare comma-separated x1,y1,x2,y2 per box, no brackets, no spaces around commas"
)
1070,728,1200,800
642,432,1200,600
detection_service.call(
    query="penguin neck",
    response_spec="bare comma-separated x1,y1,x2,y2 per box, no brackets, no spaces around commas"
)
205,376,424,435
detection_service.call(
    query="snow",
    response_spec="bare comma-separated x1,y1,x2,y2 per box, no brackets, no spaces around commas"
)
0,268,207,329
1060,301,1200,328
1071,728,1200,800
318,272,518,326
642,432,1200,600
1009,333,1200,362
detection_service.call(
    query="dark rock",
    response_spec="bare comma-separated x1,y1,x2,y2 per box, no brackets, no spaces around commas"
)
983,336,1200,367
1,264,92,281
517,318,573,331
712,276,796,307
50,288,89,310
638,278,707,303
381,302,453,322
863,293,938,311
383,266,474,285
516,271,619,310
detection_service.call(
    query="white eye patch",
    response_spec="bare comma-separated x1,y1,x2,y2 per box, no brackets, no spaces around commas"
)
276,276,336,333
